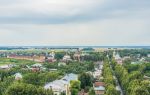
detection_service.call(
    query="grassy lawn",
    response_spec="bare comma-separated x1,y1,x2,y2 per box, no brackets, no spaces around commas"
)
0,57,36,66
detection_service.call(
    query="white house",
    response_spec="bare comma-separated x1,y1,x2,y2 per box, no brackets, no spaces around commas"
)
44,73,78,95
32,63,42,67
93,70,102,79
0,64,12,70
14,73,22,80
99,65,103,70
114,53,123,65
114,53,121,60
63,55,72,62
147,54,150,57
31,63,46,72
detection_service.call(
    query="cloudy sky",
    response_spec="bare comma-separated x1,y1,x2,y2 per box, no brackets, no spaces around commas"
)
0,0,150,46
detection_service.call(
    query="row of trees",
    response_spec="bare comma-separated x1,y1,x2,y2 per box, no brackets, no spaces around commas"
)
82,52,104,62
5,82,53,95
111,58,150,95
54,51,104,62
118,49,150,58
103,58,119,95
23,72,62,86
43,61,95,74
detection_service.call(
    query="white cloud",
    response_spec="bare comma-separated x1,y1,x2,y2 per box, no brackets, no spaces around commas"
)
0,15,149,46
0,0,150,46
0,0,106,17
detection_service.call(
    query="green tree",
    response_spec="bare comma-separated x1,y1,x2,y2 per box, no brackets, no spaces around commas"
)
5,82,37,95
89,88,95,95
70,80,81,90
105,85,118,95
37,87,53,95
70,88,78,95
23,73,42,86
78,72,93,89
70,80,80,95
5,82,53,95
55,52,65,60
128,71,142,81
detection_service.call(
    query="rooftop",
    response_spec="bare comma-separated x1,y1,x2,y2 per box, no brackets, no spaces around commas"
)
94,86,105,91
94,82,105,87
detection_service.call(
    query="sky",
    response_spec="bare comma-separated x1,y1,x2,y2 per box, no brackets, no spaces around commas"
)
0,0,150,46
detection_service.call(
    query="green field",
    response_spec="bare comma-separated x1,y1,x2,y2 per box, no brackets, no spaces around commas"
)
0,57,36,66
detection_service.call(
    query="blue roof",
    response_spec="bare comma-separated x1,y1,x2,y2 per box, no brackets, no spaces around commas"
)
62,73,78,82
94,86,105,91
44,73,78,90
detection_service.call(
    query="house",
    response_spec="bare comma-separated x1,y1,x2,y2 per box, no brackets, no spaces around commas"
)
114,53,121,60
131,61,141,64
94,61,103,70
31,63,46,72
45,80,68,95
62,55,72,62
148,54,150,57
32,63,42,67
144,75,150,80
93,70,102,79
45,52,56,62
14,73,22,80
122,56,130,61
44,73,78,95
116,85,121,91
99,65,103,70
73,53,81,61
94,82,105,87
139,57,145,62
114,53,123,65
116,59,123,65
49,69,57,71
0,64,12,70
93,82,105,95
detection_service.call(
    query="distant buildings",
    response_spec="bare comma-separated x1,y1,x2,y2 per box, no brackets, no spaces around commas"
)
73,53,81,61
31,63,46,72
45,52,56,62
113,51,123,65
122,56,130,60
62,54,72,62
7,54,45,62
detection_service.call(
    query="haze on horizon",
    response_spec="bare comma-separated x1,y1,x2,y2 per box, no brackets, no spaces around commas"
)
0,0,150,46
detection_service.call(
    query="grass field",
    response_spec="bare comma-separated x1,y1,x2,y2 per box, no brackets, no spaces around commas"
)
0,57,36,66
